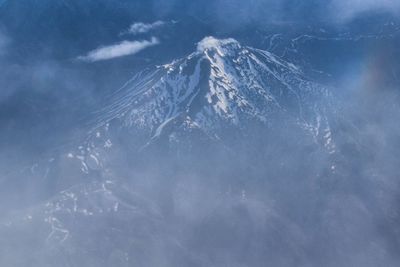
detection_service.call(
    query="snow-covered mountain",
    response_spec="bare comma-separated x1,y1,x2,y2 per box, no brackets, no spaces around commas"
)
0,37,340,212
90,37,335,153
0,37,340,223
3,34,400,267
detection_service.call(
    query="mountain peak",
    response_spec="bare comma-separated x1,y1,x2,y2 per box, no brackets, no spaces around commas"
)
196,36,240,55
92,38,333,151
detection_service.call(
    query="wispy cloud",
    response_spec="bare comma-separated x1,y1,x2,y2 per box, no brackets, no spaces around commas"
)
126,21,165,35
329,0,400,23
170,0,400,28
78,38,159,62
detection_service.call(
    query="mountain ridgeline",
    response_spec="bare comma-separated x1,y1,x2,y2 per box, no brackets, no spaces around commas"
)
90,37,336,153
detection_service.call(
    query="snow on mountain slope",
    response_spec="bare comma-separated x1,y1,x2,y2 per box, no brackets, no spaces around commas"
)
0,37,343,262
91,36,335,151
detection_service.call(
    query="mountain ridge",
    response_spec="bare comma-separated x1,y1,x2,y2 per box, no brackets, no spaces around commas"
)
90,36,336,153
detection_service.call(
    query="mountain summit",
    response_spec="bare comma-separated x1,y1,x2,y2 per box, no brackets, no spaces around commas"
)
92,37,335,151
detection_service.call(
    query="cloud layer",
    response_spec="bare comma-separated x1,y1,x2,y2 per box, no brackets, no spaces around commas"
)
78,38,159,62
328,0,400,23
177,0,400,28
127,21,165,35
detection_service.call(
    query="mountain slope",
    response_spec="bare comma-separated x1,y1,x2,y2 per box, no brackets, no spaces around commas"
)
91,37,335,152
4,36,400,267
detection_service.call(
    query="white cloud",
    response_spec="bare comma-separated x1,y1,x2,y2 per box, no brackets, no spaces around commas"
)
330,0,400,23
126,21,165,35
78,37,159,62
197,37,238,52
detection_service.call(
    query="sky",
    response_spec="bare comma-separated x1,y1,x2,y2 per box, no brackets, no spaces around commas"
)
183,0,400,26
74,0,400,62
330,0,400,23
0,30,8,55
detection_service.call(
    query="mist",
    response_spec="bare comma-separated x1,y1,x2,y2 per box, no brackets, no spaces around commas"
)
1,1,400,267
